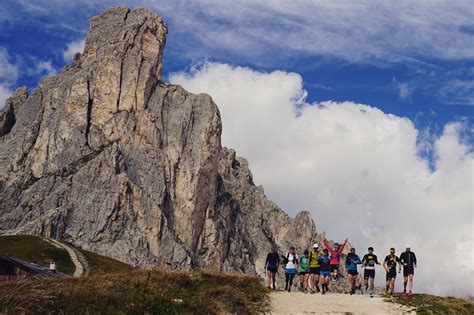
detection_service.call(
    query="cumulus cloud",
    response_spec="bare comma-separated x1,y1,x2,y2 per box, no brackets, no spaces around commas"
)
0,47,19,108
63,38,85,62
170,62,473,297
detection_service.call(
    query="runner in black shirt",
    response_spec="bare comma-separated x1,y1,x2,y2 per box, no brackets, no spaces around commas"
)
265,247,280,290
383,248,401,296
361,247,381,296
399,244,417,296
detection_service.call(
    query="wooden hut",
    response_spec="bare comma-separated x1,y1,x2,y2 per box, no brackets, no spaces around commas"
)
0,256,69,281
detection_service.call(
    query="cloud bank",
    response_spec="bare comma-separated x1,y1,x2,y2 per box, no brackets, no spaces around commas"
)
170,62,473,296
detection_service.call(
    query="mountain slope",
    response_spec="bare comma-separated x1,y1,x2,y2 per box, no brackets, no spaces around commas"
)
0,6,316,274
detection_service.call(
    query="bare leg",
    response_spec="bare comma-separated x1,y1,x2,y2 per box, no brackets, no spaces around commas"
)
369,276,375,292
315,274,320,292
272,272,276,289
403,276,408,293
348,274,353,292
408,274,414,293
267,271,271,288
308,274,314,291
390,278,395,295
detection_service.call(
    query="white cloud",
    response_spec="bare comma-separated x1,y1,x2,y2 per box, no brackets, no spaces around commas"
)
62,38,85,62
0,47,19,108
0,83,13,108
29,60,57,77
438,80,474,106
0,47,19,82
3,1,474,65
398,83,413,101
170,62,474,297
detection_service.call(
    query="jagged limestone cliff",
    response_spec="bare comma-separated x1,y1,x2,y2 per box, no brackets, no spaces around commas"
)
0,6,317,274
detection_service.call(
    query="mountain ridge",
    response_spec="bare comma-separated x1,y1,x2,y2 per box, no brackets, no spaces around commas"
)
0,6,317,275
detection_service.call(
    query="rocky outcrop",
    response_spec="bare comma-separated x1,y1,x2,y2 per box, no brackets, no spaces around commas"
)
0,6,317,274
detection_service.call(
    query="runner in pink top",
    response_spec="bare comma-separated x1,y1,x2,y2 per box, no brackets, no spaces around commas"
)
324,238,348,282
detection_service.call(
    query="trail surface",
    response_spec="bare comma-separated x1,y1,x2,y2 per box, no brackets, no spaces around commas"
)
44,238,89,277
270,291,413,314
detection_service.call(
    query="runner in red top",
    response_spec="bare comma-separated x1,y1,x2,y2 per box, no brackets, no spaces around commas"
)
324,238,348,282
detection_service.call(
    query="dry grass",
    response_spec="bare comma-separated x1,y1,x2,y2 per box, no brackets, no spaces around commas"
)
0,269,270,314
389,293,474,314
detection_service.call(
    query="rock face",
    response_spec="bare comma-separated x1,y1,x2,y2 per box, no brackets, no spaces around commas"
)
0,6,317,274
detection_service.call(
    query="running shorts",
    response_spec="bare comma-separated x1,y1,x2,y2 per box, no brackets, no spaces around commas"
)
320,271,331,277
284,268,298,274
403,266,414,277
347,270,358,276
309,267,320,275
267,266,278,273
363,269,375,279
330,265,339,272
386,270,397,281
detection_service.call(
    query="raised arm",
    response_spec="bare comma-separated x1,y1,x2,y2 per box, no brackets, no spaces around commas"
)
338,238,348,254
324,239,335,255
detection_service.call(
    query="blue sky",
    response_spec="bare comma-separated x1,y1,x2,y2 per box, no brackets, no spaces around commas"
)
1,1,472,143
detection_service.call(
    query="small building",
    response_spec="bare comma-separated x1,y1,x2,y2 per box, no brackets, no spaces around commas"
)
0,256,69,281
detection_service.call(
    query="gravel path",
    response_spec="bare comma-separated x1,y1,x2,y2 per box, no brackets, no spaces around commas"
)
270,291,414,314
44,238,88,277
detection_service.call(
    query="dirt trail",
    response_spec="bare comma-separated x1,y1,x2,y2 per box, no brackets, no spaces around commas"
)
44,238,89,277
270,291,413,314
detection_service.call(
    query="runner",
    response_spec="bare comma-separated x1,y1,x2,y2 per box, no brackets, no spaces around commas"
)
345,247,361,295
265,246,280,290
308,243,321,293
383,248,401,296
361,246,381,296
318,248,331,294
324,238,348,282
399,244,417,296
283,246,299,292
298,249,310,293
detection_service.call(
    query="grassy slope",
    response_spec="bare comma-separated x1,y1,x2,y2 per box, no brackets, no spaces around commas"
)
390,293,474,314
78,247,135,275
0,269,269,314
0,235,75,275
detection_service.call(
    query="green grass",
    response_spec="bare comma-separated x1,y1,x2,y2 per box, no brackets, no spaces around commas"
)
0,269,270,314
0,235,75,275
389,293,474,314
78,247,135,275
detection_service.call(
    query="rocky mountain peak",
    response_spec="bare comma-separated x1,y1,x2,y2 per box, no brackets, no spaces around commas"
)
0,6,318,274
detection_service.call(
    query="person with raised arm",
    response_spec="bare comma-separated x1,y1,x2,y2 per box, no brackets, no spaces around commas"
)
323,238,348,282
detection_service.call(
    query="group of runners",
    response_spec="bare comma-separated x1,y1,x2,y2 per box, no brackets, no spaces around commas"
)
265,240,417,297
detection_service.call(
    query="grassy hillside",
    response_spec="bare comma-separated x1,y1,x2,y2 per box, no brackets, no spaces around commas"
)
0,269,269,314
0,235,75,275
0,235,135,276
390,293,474,314
78,247,135,275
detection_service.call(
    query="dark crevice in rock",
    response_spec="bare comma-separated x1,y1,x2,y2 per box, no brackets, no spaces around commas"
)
116,59,124,111
135,54,144,110
85,79,93,147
